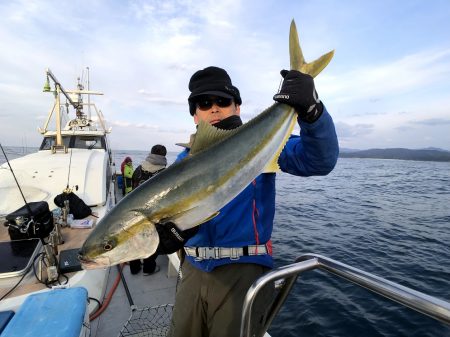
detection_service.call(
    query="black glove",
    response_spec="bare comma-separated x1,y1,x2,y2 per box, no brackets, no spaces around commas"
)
273,69,323,123
155,222,199,255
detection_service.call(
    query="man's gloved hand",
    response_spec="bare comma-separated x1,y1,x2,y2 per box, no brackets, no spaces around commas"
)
273,69,323,123
155,222,199,255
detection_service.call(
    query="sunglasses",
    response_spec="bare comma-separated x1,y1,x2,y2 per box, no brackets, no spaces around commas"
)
195,97,233,110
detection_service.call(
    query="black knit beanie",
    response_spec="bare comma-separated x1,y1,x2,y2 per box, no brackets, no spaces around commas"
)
188,66,242,116
150,144,167,156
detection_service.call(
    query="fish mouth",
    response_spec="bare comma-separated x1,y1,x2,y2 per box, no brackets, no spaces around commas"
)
78,254,111,270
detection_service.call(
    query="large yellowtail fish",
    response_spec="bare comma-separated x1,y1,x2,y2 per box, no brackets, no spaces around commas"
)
79,20,334,269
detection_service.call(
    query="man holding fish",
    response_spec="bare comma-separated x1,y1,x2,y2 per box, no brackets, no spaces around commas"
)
79,21,339,337
165,67,338,336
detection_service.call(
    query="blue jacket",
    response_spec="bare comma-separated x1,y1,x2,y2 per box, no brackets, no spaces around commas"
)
177,106,339,272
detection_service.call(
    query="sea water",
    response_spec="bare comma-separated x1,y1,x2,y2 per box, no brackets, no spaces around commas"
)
269,158,450,337
2,147,449,336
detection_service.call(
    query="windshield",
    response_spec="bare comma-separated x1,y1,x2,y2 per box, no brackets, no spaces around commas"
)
39,136,106,150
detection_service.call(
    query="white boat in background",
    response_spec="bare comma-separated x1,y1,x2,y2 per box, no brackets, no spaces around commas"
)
0,68,116,317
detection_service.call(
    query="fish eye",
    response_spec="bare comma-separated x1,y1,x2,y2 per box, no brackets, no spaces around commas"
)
103,239,115,251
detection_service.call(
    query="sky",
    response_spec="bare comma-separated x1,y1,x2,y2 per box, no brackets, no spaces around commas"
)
1,0,450,152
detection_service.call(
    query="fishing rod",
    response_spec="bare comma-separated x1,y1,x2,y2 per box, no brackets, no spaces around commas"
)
64,126,76,192
0,142,33,215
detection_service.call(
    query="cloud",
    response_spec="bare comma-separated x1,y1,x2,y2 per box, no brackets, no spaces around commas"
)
335,121,375,139
109,120,188,134
137,89,186,105
395,125,415,132
410,118,450,126
323,48,450,103
1,0,450,151
348,110,389,117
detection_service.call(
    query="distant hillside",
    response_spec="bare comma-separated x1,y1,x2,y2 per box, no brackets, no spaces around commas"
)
339,148,450,162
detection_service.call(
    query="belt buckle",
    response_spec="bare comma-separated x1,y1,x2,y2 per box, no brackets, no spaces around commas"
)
230,248,240,260
203,247,217,260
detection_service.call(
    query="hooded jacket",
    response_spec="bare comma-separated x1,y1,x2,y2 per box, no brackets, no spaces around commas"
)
132,153,167,188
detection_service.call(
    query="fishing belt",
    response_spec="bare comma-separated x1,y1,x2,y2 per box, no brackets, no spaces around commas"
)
184,244,269,261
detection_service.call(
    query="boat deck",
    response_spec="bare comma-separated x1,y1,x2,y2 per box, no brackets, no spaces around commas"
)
86,182,178,336
90,254,177,337
0,178,177,337
0,217,98,298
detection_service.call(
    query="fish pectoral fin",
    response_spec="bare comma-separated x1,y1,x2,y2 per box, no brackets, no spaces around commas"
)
197,211,220,225
158,211,219,231
190,121,240,155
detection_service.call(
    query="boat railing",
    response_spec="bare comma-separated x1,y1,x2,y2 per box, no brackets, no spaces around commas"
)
240,253,450,337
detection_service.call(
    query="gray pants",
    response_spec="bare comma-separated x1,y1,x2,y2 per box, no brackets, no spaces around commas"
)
169,261,273,337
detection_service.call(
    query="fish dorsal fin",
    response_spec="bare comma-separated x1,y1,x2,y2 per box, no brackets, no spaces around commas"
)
262,154,281,174
190,120,240,155
176,133,196,149
289,19,334,77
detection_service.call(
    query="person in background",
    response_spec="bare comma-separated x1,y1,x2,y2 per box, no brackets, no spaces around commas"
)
120,156,131,195
150,66,339,337
132,145,167,189
129,145,168,275
122,157,134,195
120,158,126,195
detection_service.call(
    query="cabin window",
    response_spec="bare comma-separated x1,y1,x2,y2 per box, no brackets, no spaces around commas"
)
39,136,106,150
72,136,105,150
39,136,71,150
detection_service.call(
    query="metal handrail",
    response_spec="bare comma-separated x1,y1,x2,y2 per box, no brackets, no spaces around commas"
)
240,254,450,337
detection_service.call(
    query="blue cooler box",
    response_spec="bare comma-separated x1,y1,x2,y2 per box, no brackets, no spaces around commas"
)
1,287,88,337
0,311,14,334
117,174,124,189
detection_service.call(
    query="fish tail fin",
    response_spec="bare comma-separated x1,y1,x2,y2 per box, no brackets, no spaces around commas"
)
289,19,334,77
264,20,334,174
